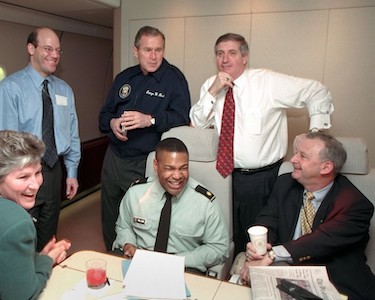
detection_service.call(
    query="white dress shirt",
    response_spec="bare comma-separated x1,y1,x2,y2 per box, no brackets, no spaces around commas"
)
190,68,334,169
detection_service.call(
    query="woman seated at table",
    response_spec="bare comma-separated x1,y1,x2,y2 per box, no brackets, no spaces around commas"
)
0,130,71,300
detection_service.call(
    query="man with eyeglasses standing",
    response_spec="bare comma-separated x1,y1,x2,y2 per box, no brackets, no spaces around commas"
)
0,27,81,251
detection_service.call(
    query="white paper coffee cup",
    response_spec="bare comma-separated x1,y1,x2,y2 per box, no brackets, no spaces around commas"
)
248,226,268,255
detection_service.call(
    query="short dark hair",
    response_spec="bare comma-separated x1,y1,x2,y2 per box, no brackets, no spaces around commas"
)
305,132,347,175
155,137,188,160
26,27,59,46
134,26,165,49
215,33,249,56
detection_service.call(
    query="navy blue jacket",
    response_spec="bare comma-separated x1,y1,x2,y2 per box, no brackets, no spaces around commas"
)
99,58,190,159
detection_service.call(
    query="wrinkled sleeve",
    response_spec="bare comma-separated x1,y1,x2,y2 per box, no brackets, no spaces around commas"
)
153,70,191,133
63,87,81,179
113,192,138,250
189,78,218,129
178,200,229,272
0,219,53,300
268,71,334,130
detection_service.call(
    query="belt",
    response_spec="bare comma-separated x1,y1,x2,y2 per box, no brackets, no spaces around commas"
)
234,159,283,175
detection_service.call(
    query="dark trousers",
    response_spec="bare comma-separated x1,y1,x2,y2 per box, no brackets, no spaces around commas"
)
101,147,146,251
29,160,63,251
232,161,281,256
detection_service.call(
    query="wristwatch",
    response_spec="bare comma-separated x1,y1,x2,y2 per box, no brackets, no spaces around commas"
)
268,249,276,261
150,117,156,126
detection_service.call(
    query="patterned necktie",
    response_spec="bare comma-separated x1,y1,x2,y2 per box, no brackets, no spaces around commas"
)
154,192,172,253
301,191,315,235
216,87,235,178
42,80,59,168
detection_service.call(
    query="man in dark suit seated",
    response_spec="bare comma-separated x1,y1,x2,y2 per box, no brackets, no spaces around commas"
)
240,132,375,299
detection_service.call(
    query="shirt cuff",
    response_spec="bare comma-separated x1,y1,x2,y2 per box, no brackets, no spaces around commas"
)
66,167,78,179
272,245,293,264
309,114,331,130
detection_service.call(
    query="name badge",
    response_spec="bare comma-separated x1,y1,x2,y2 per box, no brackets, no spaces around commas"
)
133,217,145,224
56,94,68,106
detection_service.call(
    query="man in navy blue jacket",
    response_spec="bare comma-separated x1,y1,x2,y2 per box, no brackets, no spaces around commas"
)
99,26,191,251
240,132,375,299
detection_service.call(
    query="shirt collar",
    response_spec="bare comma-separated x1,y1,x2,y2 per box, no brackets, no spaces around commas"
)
26,64,52,88
306,181,334,206
151,175,189,202
131,58,168,82
232,69,248,92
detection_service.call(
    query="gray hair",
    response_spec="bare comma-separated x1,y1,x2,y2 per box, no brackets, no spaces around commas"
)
0,130,45,182
305,132,347,175
214,33,249,56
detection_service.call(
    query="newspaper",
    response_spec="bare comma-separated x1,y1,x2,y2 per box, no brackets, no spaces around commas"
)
249,266,344,300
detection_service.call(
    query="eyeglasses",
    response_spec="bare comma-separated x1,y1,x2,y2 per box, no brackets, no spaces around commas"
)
33,44,64,55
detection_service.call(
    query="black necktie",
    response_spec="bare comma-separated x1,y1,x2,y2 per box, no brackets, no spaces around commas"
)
154,192,172,253
42,80,59,167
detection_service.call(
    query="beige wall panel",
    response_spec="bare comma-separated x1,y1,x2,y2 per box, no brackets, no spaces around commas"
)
250,0,375,12
123,0,250,19
185,15,251,104
250,10,328,79
250,10,330,156
325,7,375,166
128,19,186,72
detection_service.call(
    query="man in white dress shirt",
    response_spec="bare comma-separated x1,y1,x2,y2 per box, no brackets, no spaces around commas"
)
189,33,334,255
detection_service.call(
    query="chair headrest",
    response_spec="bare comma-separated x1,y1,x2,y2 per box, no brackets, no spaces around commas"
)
161,126,218,162
336,137,368,174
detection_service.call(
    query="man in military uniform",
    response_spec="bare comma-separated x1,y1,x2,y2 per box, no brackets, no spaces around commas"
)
113,137,229,274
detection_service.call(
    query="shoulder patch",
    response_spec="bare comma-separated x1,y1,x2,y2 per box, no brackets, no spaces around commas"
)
195,185,216,202
130,177,148,187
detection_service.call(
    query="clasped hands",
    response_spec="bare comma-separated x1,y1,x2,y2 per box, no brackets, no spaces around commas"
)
40,236,71,265
240,242,273,286
111,111,153,141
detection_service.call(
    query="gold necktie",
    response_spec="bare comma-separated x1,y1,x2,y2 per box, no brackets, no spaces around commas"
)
301,191,315,235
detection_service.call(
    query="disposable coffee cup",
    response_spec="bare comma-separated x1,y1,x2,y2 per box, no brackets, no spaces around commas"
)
86,258,107,289
248,226,268,255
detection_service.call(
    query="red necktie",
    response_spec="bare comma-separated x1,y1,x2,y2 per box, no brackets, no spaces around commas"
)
216,87,235,178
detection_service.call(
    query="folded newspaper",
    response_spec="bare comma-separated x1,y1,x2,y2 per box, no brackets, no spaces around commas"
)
249,266,344,300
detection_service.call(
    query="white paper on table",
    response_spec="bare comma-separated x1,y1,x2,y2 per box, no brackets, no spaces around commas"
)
123,250,186,299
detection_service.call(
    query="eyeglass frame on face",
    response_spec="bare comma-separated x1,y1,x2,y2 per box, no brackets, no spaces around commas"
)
32,43,63,55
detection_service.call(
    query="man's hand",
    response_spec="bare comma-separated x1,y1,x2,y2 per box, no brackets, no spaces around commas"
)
110,117,128,141
66,177,79,200
123,243,137,259
240,242,273,285
121,111,153,130
208,71,234,97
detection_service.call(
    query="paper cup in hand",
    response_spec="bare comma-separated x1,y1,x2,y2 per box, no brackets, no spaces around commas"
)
248,226,268,255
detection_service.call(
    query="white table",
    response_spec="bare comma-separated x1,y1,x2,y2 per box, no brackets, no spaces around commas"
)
39,250,252,299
